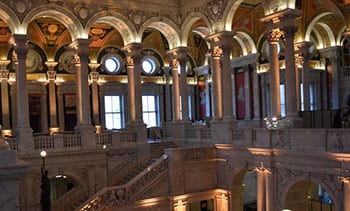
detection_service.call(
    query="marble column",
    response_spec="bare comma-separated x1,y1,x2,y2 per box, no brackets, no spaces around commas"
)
284,25,298,117
265,171,274,211
9,82,17,131
0,61,11,132
12,34,33,153
89,63,100,127
40,84,49,134
256,172,266,211
261,9,301,123
45,62,58,133
209,47,223,120
163,66,172,122
215,193,228,211
252,64,261,120
178,47,190,121
295,42,313,111
344,178,350,211
207,31,236,121
167,50,181,122
56,84,65,131
267,28,283,118
123,43,144,125
70,39,94,132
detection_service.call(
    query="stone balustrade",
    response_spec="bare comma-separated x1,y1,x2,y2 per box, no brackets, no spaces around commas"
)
5,129,139,155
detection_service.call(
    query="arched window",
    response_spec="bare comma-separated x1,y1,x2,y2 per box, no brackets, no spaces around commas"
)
103,56,121,73
142,58,156,74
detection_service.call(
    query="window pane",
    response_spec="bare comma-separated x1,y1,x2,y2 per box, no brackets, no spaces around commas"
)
142,95,158,128
104,95,123,129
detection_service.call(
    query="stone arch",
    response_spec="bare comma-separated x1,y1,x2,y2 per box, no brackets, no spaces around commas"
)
86,11,137,46
138,17,181,49
337,26,347,46
223,0,249,31
48,170,87,192
261,0,297,15
181,12,212,46
305,12,344,48
234,31,257,56
277,170,342,211
0,3,21,34
22,5,84,41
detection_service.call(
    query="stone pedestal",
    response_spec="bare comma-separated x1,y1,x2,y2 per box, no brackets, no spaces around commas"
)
0,150,27,210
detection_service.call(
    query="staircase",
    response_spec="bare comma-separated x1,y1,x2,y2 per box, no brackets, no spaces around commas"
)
78,154,169,211
115,158,154,186
114,141,177,186
57,141,177,211
149,141,177,158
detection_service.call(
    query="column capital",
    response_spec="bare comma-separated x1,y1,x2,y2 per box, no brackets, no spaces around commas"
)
266,28,284,44
0,60,10,73
206,31,235,51
294,41,313,54
46,70,56,81
123,42,143,57
45,61,58,68
0,70,9,80
166,46,190,61
12,35,29,56
261,8,301,28
69,39,91,59
90,72,99,81
88,63,100,72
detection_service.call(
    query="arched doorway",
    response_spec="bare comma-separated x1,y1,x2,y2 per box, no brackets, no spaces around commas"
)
50,174,78,203
283,181,334,211
232,170,257,211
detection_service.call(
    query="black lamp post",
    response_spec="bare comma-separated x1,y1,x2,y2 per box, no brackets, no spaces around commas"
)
40,150,51,211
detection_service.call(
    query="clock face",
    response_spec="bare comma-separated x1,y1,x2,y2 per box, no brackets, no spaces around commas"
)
26,49,41,72
58,50,76,73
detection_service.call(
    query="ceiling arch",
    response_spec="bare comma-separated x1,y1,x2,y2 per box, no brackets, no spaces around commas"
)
139,17,181,49
22,4,84,41
181,12,211,47
0,2,21,34
86,11,137,46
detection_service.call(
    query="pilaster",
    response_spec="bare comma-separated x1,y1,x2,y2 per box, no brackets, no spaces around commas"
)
89,63,101,128
40,83,49,134
45,61,58,133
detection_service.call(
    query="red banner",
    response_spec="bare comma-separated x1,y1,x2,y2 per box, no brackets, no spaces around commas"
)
235,72,245,119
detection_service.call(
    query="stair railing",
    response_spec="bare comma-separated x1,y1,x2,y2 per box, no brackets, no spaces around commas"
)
78,154,168,211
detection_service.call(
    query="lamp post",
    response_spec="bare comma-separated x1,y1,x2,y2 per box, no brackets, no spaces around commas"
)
40,150,51,211
40,150,47,170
